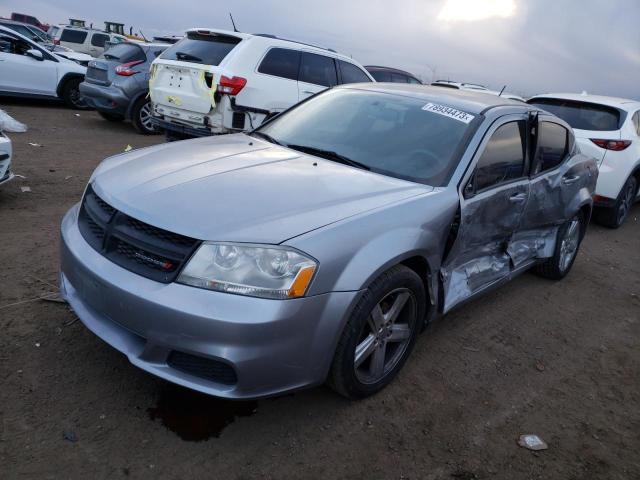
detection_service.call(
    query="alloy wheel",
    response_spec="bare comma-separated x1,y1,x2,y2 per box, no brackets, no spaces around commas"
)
559,218,580,273
617,180,636,226
354,288,416,385
139,101,157,132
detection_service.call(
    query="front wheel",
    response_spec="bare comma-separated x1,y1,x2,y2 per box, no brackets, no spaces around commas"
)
327,265,425,399
131,97,160,135
60,77,90,110
533,212,584,280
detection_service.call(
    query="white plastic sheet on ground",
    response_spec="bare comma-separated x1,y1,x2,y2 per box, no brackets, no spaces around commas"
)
0,109,27,133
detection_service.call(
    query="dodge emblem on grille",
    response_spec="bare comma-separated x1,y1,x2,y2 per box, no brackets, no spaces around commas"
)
134,251,174,270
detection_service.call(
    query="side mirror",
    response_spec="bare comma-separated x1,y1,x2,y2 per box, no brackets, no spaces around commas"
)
26,49,44,61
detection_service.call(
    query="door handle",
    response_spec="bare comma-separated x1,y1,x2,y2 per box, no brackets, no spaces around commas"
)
562,174,580,185
508,192,527,203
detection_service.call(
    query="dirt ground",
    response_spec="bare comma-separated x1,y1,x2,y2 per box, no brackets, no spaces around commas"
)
1,99,639,480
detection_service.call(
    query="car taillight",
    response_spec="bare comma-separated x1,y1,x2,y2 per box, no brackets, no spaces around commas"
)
115,60,144,76
590,139,632,151
218,75,247,95
53,39,60,45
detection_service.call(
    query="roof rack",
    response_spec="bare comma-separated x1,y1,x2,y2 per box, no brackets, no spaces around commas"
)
252,33,337,53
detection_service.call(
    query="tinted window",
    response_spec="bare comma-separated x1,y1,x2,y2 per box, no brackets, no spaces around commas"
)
299,52,337,87
369,70,391,82
528,99,621,131
160,32,241,65
475,121,525,191
258,48,300,81
338,60,371,84
391,72,409,83
60,29,87,44
533,122,568,174
408,76,422,84
100,42,145,62
0,32,31,56
257,88,476,186
91,33,110,47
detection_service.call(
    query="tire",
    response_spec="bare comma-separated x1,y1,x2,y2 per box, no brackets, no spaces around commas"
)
131,97,160,135
327,265,426,399
60,77,91,110
533,212,584,280
98,111,124,122
594,176,638,229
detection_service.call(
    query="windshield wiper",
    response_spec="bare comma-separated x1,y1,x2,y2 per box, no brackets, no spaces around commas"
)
285,144,370,171
250,131,284,146
175,51,202,62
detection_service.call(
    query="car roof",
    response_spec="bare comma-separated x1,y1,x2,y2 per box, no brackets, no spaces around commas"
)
338,84,531,114
184,27,354,61
530,93,640,110
365,65,418,77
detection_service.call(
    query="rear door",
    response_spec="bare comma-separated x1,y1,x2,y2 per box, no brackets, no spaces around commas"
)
252,47,300,111
441,115,530,312
59,28,89,54
297,51,338,101
88,32,110,57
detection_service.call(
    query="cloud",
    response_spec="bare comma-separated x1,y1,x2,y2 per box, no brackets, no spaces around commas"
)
1,0,638,99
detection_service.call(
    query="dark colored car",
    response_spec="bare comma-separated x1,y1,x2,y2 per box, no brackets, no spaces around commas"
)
365,65,422,84
10,13,49,32
79,42,168,134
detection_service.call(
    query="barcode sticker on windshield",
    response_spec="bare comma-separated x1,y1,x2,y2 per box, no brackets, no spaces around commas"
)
422,103,475,124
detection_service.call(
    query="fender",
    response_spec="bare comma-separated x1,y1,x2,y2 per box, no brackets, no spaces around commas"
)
125,90,150,120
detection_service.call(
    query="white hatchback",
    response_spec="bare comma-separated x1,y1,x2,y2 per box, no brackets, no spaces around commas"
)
528,94,640,228
149,29,374,139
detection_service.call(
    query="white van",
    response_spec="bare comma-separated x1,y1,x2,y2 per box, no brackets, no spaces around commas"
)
149,29,374,139
53,26,127,57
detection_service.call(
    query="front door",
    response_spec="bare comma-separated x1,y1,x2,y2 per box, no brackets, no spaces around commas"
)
0,32,57,96
441,116,530,313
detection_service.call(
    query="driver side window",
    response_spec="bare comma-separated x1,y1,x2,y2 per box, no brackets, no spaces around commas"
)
471,121,526,193
0,33,31,56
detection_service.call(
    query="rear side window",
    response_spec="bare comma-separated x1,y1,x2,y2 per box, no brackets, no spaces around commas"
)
100,43,145,62
91,33,110,48
160,32,241,65
299,52,337,87
338,60,371,84
391,72,409,83
474,121,526,191
258,48,300,81
369,70,390,82
408,77,422,84
528,99,621,131
60,29,87,44
533,122,568,174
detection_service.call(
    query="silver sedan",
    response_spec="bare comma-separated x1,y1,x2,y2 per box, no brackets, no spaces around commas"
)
60,85,597,399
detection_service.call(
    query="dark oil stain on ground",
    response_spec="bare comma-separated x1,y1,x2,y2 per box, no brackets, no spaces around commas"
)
148,385,258,441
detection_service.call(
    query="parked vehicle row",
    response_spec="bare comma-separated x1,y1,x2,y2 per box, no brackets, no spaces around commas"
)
59,85,598,399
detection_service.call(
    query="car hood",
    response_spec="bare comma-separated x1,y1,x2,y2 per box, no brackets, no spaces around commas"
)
91,134,432,243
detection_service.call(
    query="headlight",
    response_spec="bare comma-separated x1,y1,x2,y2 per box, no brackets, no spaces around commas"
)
177,243,317,299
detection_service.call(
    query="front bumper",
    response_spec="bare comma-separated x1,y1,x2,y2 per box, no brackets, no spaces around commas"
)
60,205,359,399
79,81,130,116
0,170,14,186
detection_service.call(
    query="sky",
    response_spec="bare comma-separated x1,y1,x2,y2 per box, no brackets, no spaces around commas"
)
1,0,638,99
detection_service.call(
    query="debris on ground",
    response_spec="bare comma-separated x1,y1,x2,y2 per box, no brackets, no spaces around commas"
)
20,186,31,193
65,175,74,180
535,360,545,372
0,109,27,132
517,434,548,451
62,431,78,443
40,293,66,304
34,343,40,348
124,145,133,152
28,143,43,148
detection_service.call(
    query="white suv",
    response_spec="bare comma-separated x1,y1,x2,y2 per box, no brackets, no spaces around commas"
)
528,94,640,228
149,29,374,139
52,26,127,57
0,26,88,108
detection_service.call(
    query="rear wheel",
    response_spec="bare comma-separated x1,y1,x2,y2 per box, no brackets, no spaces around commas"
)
60,77,90,110
594,176,637,229
98,111,124,122
327,265,425,399
131,97,160,135
533,212,584,280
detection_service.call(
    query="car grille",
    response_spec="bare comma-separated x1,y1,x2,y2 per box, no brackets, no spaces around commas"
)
77,185,200,283
167,350,238,385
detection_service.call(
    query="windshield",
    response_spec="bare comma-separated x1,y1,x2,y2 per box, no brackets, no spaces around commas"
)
256,88,477,186
160,31,241,65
